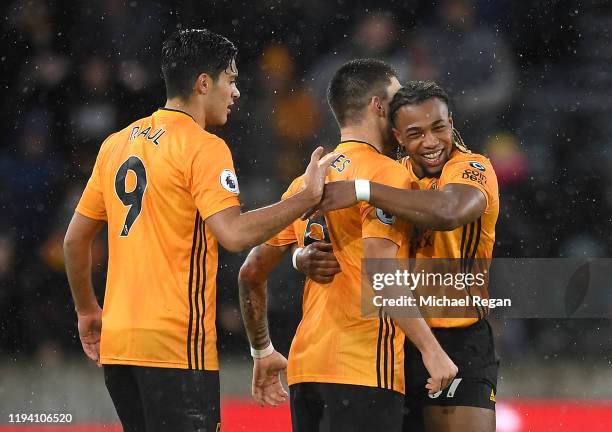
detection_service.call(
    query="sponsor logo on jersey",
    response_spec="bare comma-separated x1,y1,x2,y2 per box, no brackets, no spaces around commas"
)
462,169,487,185
469,161,486,171
220,169,239,194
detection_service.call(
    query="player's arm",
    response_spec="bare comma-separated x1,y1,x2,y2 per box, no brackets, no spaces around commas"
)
364,237,458,393
206,147,337,252
63,212,106,363
369,182,485,230
316,181,485,231
238,243,291,406
239,244,290,349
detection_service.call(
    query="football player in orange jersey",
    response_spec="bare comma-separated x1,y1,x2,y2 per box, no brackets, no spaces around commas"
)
239,60,457,432
63,28,337,432
313,81,499,432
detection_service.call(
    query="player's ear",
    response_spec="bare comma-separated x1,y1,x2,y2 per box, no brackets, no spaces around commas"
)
371,96,385,118
448,114,454,130
195,73,212,95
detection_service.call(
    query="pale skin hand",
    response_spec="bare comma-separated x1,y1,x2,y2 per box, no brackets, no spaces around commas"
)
77,306,103,365
206,147,339,253
301,180,356,220
64,213,106,366
364,237,458,394
252,350,289,407
421,346,459,393
238,244,290,406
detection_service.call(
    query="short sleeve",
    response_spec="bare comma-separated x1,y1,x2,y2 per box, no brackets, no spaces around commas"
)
266,224,297,247
440,154,498,206
76,155,107,221
188,138,241,221
361,162,411,246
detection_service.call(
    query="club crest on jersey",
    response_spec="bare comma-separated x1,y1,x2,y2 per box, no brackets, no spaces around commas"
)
376,208,396,225
469,161,486,172
220,169,239,194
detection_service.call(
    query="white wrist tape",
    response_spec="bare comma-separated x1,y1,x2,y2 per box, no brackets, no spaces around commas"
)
250,341,274,359
292,247,304,270
355,179,371,202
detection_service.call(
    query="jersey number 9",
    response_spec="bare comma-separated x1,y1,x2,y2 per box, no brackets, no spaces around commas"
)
115,156,147,237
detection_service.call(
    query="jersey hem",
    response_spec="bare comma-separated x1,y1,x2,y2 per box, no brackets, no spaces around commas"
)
265,239,297,247
100,356,219,370
288,374,404,394
75,207,107,221
200,201,240,222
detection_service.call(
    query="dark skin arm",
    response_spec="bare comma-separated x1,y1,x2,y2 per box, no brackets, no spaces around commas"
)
312,181,486,231
292,242,341,284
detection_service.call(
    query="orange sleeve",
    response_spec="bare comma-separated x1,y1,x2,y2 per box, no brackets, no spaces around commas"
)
361,161,411,246
187,137,241,221
441,154,498,206
76,148,108,221
265,177,303,247
266,223,297,247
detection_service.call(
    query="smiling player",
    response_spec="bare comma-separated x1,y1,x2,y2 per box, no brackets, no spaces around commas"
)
315,81,500,432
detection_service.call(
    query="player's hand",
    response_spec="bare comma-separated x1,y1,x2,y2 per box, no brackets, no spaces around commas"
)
301,147,339,206
296,242,341,284
301,180,357,220
421,347,458,394
77,305,103,366
252,350,289,407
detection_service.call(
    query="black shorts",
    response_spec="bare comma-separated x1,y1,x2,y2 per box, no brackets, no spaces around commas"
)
290,382,404,432
403,319,498,429
104,365,220,432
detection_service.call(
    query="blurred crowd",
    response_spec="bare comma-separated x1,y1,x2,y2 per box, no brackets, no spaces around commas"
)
1,0,610,363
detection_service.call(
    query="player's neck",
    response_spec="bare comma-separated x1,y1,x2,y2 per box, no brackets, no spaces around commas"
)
339,125,384,153
164,98,206,129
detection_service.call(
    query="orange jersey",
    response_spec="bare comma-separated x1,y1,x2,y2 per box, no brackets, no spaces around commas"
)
267,141,410,394
401,149,499,328
76,108,241,370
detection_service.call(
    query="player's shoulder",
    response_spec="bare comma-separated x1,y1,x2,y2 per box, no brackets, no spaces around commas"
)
282,175,305,200
441,149,499,195
446,149,493,171
440,149,496,182
286,175,305,194
357,152,407,177
163,114,223,145
100,113,154,146
96,119,142,161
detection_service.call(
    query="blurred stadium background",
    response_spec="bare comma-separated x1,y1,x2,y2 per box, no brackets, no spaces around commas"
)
1,0,611,430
